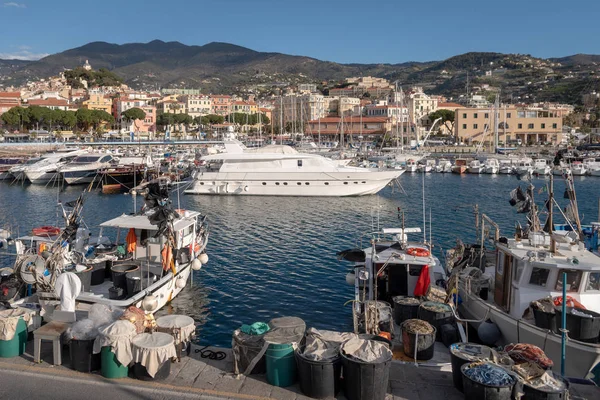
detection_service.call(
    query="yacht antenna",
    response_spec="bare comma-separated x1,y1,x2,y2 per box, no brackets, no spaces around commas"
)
549,174,555,253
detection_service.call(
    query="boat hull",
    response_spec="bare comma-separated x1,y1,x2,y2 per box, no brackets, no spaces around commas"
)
458,290,600,381
25,170,61,184
62,170,99,185
184,170,403,196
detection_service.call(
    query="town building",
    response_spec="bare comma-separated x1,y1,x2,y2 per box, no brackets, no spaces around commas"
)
26,98,70,111
406,87,439,124
112,98,156,134
454,106,563,145
178,95,212,118
82,94,112,113
210,95,232,115
305,116,391,142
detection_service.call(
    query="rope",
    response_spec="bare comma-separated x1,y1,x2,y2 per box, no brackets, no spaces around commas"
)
194,345,226,361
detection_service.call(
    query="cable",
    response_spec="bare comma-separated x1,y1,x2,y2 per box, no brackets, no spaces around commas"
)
194,345,226,361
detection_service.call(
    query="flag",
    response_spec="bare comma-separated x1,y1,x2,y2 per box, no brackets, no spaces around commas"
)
126,228,137,253
413,265,430,297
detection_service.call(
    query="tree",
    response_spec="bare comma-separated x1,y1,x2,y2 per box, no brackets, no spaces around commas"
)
61,111,77,129
76,108,94,132
122,107,146,123
1,106,28,129
428,109,455,135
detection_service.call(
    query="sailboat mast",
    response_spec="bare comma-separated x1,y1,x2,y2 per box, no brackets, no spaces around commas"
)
494,93,499,153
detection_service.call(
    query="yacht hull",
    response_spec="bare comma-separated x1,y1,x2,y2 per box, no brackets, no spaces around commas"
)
184,170,403,196
62,170,99,185
25,170,61,184
458,290,600,381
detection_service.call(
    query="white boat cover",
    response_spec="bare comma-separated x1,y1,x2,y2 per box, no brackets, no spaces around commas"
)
341,337,393,363
54,272,82,312
131,332,176,377
0,308,34,341
156,315,195,345
93,320,138,366
302,328,358,361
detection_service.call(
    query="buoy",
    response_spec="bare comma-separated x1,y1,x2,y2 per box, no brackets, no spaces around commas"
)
198,253,209,264
175,277,186,289
244,185,249,192
346,272,355,285
0,229,11,240
191,258,202,271
478,320,501,345
131,190,137,196
141,294,159,312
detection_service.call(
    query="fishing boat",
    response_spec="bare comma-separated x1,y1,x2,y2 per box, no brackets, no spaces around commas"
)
8,180,209,317
515,160,534,175
184,138,403,197
570,161,587,176
405,159,419,173
448,177,600,382
533,159,551,176
99,155,156,194
499,159,515,175
436,158,453,173
452,158,468,174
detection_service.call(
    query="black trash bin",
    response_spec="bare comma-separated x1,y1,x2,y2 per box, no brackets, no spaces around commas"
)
70,338,101,372
392,296,421,325
449,342,493,392
126,271,157,296
88,259,106,286
418,301,454,341
111,263,139,294
132,360,171,381
232,330,267,375
73,265,93,293
461,362,515,400
555,306,600,343
522,374,569,400
400,319,436,361
295,348,342,399
340,339,393,400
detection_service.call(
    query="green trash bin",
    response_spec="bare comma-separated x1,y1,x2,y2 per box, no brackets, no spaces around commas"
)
101,346,129,379
0,317,27,358
266,343,296,387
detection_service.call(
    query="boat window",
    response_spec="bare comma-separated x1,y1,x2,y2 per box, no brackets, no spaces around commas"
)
283,182,288,185
362,181,366,184
262,182,266,185
585,272,600,292
555,269,582,292
305,182,309,185
298,160,302,167
354,182,358,184
513,260,524,283
343,182,348,185
100,156,112,163
200,182,204,185
324,182,329,185
297,182,301,185
528,267,550,287
275,182,280,186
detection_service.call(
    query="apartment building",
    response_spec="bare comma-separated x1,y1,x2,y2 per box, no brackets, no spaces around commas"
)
178,95,212,118
454,107,563,145
305,116,391,142
82,94,112,113
273,94,328,131
406,87,439,124
210,95,232,115
112,98,156,133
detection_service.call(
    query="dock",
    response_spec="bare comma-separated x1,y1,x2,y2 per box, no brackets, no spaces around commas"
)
0,340,597,399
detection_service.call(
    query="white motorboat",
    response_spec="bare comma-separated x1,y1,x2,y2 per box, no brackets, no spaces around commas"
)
515,160,534,175
24,150,84,184
483,158,499,174
583,158,600,176
467,159,485,174
436,158,453,173
0,157,24,180
9,157,43,181
59,153,115,185
451,180,600,382
184,139,403,196
570,161,587,176
498,159,515,175
533,159,551,176
417,159,435,173
405,159,419,173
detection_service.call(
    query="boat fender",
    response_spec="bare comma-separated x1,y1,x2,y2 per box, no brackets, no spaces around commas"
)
478,319,501,345
191,258,202,271
346,272,355,285
440,323,459,347
175,277,186,289
198,253,209,265
244,185,249,192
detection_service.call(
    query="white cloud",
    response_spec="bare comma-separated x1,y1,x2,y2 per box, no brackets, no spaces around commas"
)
3,2,26,8
0,50,49,60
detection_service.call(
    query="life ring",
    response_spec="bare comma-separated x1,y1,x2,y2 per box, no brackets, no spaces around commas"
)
32,226,61,237
406,247,430,257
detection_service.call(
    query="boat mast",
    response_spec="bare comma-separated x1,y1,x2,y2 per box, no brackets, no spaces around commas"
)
494,93,499,154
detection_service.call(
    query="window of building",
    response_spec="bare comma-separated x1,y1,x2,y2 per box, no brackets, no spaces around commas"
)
552,123,557,129
462,113,467,118
473,124,478,129
474,113,478,119
541,123,546,129
518,123,523,129
297,160,302,167
556,269,582,292
462,124,467,129
484,113,489,118
529,267,550,287
528,123,534,129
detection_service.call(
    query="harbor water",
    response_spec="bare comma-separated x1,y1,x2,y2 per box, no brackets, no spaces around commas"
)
1,174,598,347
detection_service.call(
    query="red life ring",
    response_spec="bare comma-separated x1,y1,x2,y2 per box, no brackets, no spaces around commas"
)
32,226,61,237
406,247,430,257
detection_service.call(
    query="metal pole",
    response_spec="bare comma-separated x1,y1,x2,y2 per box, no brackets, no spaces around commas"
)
561,271,567,377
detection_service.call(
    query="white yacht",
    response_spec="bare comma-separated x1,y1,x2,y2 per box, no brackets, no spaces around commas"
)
0,158,24,180
59,153,115,185
515,159,534,175
9,157,42,181
25,151,85,184
584,158,600,176
483,158,499,174
417,159,435,173
405,159,419,173
467,159,485,174
184,139,403,196
533,159,551,176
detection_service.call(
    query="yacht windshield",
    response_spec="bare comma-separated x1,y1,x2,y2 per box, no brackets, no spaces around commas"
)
73,156,101,163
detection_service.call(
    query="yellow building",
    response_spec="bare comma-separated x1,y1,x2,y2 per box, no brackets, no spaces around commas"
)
82,94,112,113
454,107,563,145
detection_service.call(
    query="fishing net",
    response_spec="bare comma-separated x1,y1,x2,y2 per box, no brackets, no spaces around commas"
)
401,319,434,335
504,343,553,369
420,301,451,313
463,362,515,387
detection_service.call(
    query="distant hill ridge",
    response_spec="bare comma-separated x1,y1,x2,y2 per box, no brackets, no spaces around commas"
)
1,40,599,104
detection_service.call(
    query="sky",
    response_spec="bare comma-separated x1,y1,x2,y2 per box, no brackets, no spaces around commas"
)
1,0,599,63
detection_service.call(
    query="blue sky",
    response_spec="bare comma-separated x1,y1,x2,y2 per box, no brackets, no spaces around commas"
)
1,0,599,63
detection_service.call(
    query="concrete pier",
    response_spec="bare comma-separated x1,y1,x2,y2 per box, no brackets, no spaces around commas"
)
0,340,597,399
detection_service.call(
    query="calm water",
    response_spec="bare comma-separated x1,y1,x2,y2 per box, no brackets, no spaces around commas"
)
1,174,599,346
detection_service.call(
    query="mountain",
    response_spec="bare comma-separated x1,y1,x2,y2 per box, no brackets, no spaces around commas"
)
1,40,599,105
